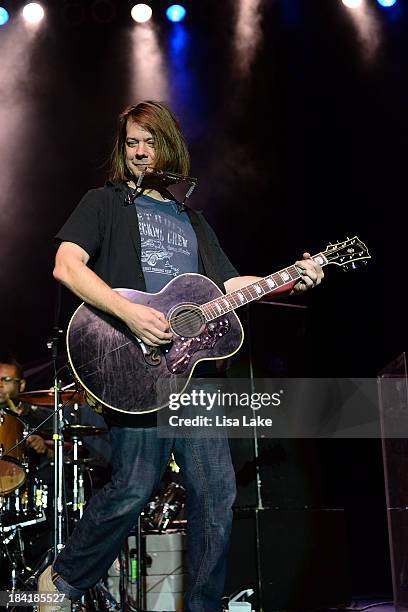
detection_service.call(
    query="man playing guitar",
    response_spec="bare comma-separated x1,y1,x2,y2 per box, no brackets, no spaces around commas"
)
38,101,323,611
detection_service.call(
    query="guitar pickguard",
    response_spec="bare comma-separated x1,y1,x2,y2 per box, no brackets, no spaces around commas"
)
164,318,231,374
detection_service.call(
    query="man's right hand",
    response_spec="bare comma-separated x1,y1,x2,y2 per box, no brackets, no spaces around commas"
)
54,242,173,348
123,303,173,347
26,434,47,454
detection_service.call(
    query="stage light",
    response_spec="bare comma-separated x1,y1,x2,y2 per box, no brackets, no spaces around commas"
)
0,7,9,26
377,0,397,6
22,3,45,24
342,0,363,8
131,3,152,23
166,4,186,23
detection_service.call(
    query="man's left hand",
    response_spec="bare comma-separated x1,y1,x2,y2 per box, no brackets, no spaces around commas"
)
292,252,324,294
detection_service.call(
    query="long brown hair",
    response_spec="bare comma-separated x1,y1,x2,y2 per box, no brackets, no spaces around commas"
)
110,101,190,182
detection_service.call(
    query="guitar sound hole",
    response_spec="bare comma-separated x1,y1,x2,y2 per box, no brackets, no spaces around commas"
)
169,304,205,338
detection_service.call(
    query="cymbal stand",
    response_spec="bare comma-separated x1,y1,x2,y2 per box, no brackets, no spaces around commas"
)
52,384,66,558
71,432,85,520
49,280,66,559
69,402,86,523
69,413,87,612
0,394,70,560
0,524,27,595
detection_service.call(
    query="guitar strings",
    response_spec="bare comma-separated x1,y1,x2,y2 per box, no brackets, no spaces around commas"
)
166,289,252,328
165,272,303,329
165,289,257,329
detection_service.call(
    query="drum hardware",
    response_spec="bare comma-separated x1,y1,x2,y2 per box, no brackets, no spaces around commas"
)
47,417,108,520
1,338,106,600
0,394,78,460
1,512,47,534
1,527,17,545
70,434,85,518
13,340,86,555
92,579,121,611
144,481,186,532
39,424,108,439
0,476,48,532
0,392,64,599
0,388,88,559
14,389,85,407
63,456,98,466
0,521,30,596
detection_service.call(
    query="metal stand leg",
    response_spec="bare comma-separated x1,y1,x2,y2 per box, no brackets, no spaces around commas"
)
116,518,144,611
136,514,143,612
53,385,65,559
247,307,264,612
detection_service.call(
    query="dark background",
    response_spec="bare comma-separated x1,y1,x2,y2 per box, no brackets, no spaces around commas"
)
1,0,406,601
1,0,406,375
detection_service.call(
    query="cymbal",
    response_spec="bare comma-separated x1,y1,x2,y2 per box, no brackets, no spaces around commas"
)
64,424,108,437
39,424,108,439
15,389,85,407
64,456,101,466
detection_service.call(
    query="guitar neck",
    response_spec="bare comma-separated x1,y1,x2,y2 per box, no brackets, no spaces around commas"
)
201,252,328,321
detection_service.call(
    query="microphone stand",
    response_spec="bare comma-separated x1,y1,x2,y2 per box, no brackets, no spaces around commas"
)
52,383,65,558
47,281,65,559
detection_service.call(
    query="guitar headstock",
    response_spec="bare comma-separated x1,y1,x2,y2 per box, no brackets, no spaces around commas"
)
321,236,371,269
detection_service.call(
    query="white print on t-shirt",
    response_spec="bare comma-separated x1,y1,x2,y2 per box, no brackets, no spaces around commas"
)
137,209,195,283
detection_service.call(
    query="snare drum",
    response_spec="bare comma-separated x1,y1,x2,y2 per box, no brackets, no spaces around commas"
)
0,411,27,495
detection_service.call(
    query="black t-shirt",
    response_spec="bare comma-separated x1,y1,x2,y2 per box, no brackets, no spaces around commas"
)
55,182,239,427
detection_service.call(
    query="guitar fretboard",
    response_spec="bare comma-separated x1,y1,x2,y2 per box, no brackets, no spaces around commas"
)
202,254,327,321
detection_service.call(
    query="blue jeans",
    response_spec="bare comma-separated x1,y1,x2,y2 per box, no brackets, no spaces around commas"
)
53,426,236,612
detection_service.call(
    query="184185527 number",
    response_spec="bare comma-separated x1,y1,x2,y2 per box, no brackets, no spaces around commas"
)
0,591,67,606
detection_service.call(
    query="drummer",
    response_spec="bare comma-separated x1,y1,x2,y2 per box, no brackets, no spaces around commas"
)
1,357,111,567
0,358,26,411
0,358,49,456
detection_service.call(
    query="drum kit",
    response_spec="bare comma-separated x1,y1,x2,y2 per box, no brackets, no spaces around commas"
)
0,385,186,607
0,387,108,593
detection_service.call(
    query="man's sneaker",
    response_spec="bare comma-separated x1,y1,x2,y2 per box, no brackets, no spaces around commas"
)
38,565,71,612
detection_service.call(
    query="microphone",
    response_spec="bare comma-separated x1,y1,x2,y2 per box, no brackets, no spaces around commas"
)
124,171,198,212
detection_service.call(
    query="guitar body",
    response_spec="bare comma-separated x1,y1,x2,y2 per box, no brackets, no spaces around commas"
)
67,273,244,416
